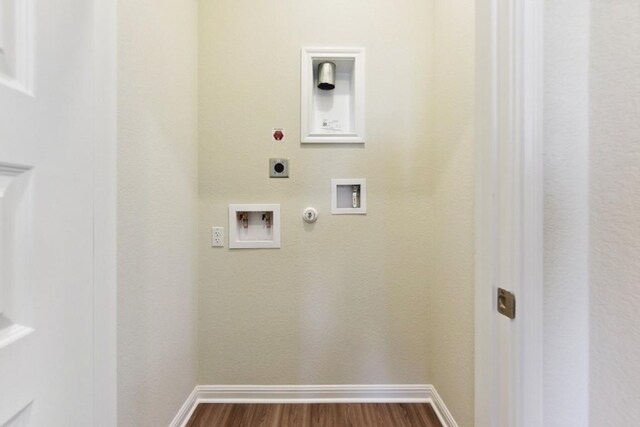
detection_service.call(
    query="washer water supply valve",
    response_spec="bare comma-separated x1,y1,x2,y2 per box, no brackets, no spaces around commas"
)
262,212,272,228
237,212,249,228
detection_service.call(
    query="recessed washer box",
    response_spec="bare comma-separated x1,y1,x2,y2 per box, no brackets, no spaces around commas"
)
331,179,366,214
228,204,281,249
301,48,365,144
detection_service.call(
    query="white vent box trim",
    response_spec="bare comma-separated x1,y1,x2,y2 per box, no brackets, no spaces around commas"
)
301,47,365,144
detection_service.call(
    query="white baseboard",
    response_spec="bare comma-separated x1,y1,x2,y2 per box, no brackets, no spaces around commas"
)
427,386,459,427
169,387,199,427
170,384,458,427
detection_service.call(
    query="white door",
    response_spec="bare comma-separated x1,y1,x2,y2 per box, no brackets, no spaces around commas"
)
0,0,100,425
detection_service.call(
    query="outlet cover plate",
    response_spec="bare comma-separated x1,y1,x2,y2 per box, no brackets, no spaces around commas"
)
211,227,224,247
269,158,289,178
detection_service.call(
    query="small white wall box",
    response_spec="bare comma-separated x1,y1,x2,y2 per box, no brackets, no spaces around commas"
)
228,204,281,249
301,48,365,144
331,179,366,214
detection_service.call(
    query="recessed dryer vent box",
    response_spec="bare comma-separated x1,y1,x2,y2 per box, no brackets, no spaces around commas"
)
301,48,365,144
228,204,281,249
331,179,366,214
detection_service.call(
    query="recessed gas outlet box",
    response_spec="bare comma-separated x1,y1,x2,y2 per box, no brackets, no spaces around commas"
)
331,179,366,214
228,204,281,249
301,48,365,144
269,158,289,178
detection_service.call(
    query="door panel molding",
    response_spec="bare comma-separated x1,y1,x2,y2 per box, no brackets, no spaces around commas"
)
0,163,33,350
0,0,34,95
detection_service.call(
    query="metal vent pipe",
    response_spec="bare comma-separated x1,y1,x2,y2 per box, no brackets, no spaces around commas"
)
317,62,336,90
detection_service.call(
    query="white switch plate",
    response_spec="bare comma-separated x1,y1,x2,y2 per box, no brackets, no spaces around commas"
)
211,227,224,247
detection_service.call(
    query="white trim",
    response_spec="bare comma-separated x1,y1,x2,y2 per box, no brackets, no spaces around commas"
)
170,384,458,427
195,384,431,403
300,47,365,144
0,323,33,350
515,0,544,425
0,163,33,353
0,163,31,177
331,178,367,214
92,0,117,425
0,0,34,95
475,0,544,425
228,204,281,249
169,387,200,427
428,386,460,427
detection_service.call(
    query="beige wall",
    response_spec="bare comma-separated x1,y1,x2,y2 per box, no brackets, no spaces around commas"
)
428,0,475,426
198,0,434,385
117,0,199,425
198,1,475,423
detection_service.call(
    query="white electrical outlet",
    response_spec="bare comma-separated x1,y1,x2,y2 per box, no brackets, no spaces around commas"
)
211,227,224,247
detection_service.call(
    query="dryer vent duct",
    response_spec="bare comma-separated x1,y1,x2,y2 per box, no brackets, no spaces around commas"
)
317,62,336,90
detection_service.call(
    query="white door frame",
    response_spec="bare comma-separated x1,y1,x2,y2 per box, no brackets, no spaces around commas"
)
475,0,544,426
88,0,544,424
92,0,117,425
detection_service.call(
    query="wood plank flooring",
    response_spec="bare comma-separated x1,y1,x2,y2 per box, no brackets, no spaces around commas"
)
186,403,443,427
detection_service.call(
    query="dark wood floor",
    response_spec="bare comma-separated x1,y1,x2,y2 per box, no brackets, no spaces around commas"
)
186,403,442,427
